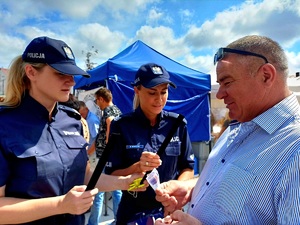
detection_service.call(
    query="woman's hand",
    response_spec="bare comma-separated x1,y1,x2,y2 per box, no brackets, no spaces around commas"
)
59,185,98,215
139,151,162,172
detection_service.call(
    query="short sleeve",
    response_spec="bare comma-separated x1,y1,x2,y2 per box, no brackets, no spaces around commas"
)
0,146,9,186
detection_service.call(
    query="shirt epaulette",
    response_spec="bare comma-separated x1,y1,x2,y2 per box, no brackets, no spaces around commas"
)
166,111,178,118
165,111,187,124
58,105,81,120
0,105,10,113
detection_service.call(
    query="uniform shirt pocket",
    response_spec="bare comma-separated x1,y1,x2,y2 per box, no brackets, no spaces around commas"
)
160,142,181,181
61,134,88,150
9,143,57,181
165,142,181,156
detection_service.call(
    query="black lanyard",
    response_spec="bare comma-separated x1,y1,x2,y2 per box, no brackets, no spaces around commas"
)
139,114,184,184
86,114,184,190
86,134,116,190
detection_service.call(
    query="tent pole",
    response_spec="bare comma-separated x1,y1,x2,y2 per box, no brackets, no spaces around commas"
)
105,79,109,90
209,92,213,153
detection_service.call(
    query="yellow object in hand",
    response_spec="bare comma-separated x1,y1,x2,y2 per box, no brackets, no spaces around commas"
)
127,178,145,191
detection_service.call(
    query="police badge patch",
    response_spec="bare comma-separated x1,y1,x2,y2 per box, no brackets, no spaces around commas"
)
151,66,163,75
63,46,75,60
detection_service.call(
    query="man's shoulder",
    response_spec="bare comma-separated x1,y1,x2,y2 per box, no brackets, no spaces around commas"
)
104,105,122,117
111,111,133,123
88,111,100,122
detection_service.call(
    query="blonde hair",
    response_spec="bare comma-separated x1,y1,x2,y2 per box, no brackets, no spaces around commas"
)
133,85,141,110
0,56,46,107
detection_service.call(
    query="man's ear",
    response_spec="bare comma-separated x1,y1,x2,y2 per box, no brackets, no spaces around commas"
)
261,63,276,86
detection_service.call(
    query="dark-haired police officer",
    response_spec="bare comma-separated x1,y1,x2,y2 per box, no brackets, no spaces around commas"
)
105,63,195,225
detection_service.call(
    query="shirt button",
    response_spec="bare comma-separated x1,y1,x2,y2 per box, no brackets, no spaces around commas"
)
206,182,209,186
221,159,225,163
191,204,194,208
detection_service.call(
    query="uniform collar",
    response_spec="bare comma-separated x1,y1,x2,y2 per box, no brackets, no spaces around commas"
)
135,106,163,127
21,91,55,121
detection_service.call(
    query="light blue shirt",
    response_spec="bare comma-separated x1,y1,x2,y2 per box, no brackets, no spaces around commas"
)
86,111,100,146
189,94,300,224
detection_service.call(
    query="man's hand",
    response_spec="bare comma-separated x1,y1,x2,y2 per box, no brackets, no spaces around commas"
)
155,210,202,225
155,179,196,216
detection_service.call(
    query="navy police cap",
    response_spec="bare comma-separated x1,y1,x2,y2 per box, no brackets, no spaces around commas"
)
132,63,176,88
22,36,90,78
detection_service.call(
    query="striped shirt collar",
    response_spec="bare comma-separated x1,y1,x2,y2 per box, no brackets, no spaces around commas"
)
253,93,300,134
229,94,300,135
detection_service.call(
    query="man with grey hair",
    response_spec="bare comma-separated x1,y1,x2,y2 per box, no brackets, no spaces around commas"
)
155,35,300,224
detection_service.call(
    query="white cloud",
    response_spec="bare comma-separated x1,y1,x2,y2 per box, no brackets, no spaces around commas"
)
77,23,125,59
183,0,300,50
100,0,157,14
286,51,300,76
183,54,216,78
148,8,164,22
0,34,26,67
49,0,99,18
179,8,194,28
1,0,300,77
176,0,300,75
134,25,189,59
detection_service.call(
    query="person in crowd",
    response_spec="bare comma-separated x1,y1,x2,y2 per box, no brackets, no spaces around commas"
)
78,100,100,148
154,35,300,224
0,36,145,225
84,93,102,120
87,87,123,225
105,63,195,225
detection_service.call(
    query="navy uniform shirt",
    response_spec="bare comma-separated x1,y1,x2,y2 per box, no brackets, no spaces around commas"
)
105,106,194,222
0,93,88,225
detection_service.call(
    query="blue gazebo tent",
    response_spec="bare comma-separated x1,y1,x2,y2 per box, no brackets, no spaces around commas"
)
75,40,211,142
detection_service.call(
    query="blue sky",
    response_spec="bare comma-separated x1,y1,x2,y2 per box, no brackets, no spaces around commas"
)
1,0,300,84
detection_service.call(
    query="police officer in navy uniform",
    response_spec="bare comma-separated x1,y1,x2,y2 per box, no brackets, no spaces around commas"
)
0,36,145,225
105,63,195,225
